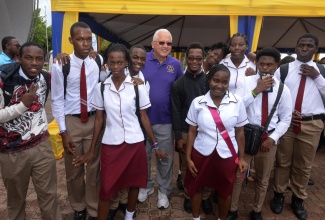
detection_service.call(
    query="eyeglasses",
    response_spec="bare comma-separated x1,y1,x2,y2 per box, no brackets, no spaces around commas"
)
187,57,203,62
154,41,172,46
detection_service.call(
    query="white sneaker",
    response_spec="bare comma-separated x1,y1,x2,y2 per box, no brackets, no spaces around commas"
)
157,190,169,209
138,187,154,202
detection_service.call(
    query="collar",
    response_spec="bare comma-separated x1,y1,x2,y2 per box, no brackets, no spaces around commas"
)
71,52,91,66
199,90,238,107
294,59,314,66
19,67,40,81
1,52,14,62
185,70,205,79
103,72,133,85
222,55,251,69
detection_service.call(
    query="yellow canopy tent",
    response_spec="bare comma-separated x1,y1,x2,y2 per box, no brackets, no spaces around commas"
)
51,0,325,55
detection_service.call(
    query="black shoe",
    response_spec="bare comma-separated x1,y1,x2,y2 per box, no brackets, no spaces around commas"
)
212,191,218,204
107,209,117,220
118,203,127,215
201,198,213,214
308,178,315,186
226,210,238,220
291,195,307,220
177,174,184,190
270,192,284,214
74,209,87,220
250,211,263,220
183,198,192,213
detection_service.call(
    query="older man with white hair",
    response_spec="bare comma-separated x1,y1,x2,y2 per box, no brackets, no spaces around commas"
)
138,29,183,208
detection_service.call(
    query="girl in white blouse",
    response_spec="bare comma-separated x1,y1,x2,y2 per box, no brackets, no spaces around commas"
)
184,64,248,220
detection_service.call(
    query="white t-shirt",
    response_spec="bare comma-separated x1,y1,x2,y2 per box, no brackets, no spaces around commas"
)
91,74,151,145
186,91,248,158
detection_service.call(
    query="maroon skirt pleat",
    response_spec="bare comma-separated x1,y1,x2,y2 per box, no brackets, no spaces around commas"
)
184,148,237,199
99,141,147,200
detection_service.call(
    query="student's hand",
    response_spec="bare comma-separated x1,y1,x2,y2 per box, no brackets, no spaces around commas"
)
176,139,186,154
247,52,256,63
260,137,274,152
54,53,70,65
21,83,37,107
245,67,256,76
291,110,302,127
187,159,198,178
61,132,76,155
101,64,108,71
300,64,320,79
89,51,97,60
154,148,169,161
131,77,144,85
253,76,273,94
237,158,248,173
72,149,94,166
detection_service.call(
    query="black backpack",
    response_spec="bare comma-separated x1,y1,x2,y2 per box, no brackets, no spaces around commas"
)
62,54,101,99
280,62,325,83
0,62,50,106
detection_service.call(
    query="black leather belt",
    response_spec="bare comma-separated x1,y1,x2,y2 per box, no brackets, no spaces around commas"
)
69,111,96,118
301,114,325,121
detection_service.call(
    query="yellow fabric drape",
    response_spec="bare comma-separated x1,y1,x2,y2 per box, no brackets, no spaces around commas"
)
250,16,263,53
229,16,238,37
61,12,79,54
52,0,325,16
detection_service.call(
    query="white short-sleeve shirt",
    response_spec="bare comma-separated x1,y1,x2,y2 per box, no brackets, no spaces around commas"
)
186,91,248,158
91,74,151,145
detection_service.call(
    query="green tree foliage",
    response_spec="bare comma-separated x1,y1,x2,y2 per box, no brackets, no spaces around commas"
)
31,8,52,56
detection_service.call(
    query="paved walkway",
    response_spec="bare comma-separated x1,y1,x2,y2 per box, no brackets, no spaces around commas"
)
1,100,325,219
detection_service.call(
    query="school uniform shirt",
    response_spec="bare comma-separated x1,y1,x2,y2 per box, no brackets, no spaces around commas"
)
274,60,325,115
220,55,256,94
186,91,248,158
91,74,151,145
51,53,100,131
235,74,292,143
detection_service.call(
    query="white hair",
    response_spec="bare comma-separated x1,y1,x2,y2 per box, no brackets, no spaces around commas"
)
152,29,172,41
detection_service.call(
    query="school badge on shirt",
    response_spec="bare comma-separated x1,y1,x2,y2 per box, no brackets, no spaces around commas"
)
167,65,174,73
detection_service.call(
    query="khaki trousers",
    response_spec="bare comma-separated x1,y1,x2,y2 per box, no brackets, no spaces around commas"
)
65,115,101,217
180,132,211,200
110,188,128,210
230,153,252,211
273,120,323,200
0,140,61,220
253,142,277,212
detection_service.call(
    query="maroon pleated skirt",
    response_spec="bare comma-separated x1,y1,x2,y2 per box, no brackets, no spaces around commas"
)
99,141,147,200
184,148,237,199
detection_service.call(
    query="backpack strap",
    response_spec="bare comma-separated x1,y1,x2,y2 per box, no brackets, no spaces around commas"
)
316,63,325,77
279,63,289,83
100,81,105,100
62,59,70,99
40,70,51,103
134,84,140,118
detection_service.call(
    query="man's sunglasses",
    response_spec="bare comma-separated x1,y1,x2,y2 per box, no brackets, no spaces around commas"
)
154,41,172,46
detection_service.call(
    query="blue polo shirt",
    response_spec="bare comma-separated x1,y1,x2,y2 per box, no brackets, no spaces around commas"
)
0,52,15,66
142,50,183,124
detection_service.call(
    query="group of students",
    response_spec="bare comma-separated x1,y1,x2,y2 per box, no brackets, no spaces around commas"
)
171,32,325,220
0,21,324,220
